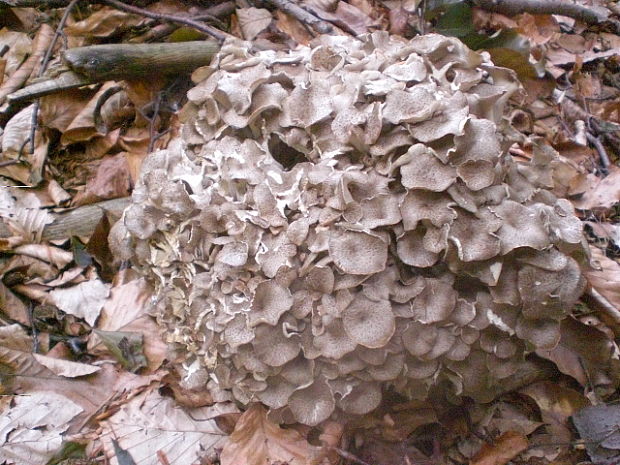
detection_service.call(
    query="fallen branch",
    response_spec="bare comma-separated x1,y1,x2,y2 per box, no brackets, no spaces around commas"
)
29,0,79,155
8,41,221,103
0,197,131,241
99,0,231,42
265,0,333,34
7,71,92,104
472,0,608,25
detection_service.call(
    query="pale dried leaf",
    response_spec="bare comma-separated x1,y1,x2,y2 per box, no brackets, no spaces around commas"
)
0,391,83,465
32,353,100,377
72,153,133,206
60,82,119,145
521,381,588,443
100,389,236,465
471,431,528,465
13,243,73,268
49,279,110,326
1,104,34,157
220,404,320,465
89,278,166,371
572,166,620,211
65,7,143,37
0,324,155,434
0,29,32,76
237,7,273,40
585,248,620,311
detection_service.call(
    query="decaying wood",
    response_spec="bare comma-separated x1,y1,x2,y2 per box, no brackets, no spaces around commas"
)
0,197,131,241
7,71,91,104
62,40,221,81
472,0,608,25
7,41,221,103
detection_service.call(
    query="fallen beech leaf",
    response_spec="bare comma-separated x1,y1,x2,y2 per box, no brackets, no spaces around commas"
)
572,165,620,212
220,404,320,465
237,7,273,40
33,353,100,377
50,279,110,326
584,247,620,311
89,278,166,371
0,391,83,465
275,10,313,45
13,243,73,268
521,381,589,443
536,318,619,390
573,404,620,464
65,7,143,38
471,431,528,465
73,153,133,206
100,389,236,465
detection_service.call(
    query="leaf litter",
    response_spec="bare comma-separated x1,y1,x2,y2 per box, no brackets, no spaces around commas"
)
0,1,619,464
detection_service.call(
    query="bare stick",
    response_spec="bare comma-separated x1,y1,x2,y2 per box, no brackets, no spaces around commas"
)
7,71,90,104
586,133,611,172
29,0,79,155
472,0,608,25
99,0,231,42
265,0,333,34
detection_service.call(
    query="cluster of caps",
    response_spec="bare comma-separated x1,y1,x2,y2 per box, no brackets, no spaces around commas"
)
111,32,588,425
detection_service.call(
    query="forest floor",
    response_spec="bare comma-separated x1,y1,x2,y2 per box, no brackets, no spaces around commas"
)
1,1,620,464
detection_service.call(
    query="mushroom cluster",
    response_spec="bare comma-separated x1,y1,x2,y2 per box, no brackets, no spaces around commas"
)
110,32,589,425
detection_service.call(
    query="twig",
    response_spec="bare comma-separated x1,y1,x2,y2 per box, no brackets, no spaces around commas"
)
265,0,333,34
131,3,233,43
7,71,91,104
99,0,230,43
586,133,611,172
29,0,79,155
0,24,54,105
471,0,608,25
0,0,71,5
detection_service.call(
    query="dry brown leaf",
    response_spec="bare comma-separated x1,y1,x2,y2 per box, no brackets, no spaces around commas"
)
118,126,152,155
237,7,273,40
89,278,167,371
100,388,236,465
585,247,620,311
32,353,100,377
0,29,32,77
39,88,97,133
471,431,528,465
49,279,110,326
85,129,121,160
64,6,143,37
13,244,73,268
61,82,119,145
536,317,619,390
72,153,133,207
124,151,148,184
2,104,34,157
220,404,321,465
0,391,83,465
0,324,159,435
0,23,52,105
521,381,589,443
0,281,29,324
515,13,558,46
572,165,620,212
275,11,313,45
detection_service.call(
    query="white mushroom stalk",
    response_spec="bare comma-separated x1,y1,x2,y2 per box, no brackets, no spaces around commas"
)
110,32,590,426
